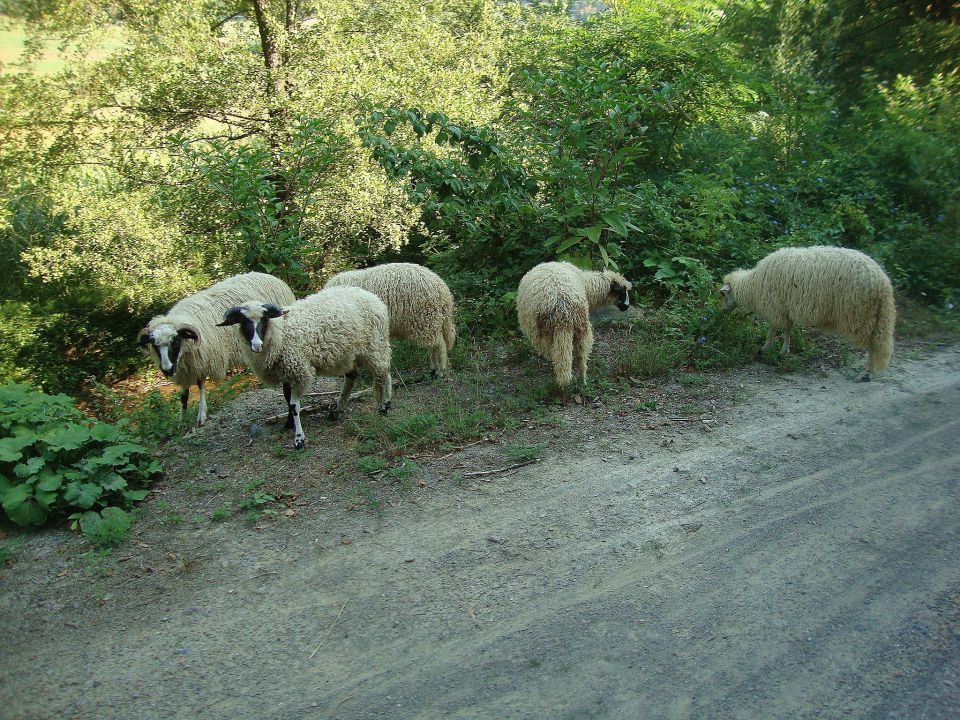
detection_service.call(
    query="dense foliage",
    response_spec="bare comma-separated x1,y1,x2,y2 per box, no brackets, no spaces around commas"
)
0,382,159,528
0,0,957,390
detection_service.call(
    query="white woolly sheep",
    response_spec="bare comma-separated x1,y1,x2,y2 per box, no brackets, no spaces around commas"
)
138,272,296,426
218,287,393,449
721,245,896,377
324,263,456,377
517,261,632,389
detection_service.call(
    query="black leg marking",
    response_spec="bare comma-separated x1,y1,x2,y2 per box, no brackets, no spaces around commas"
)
180,388,189,411
345,370,358,380
283,383,292,403
430,369,439,380
328,408,344,421
379,400,391,415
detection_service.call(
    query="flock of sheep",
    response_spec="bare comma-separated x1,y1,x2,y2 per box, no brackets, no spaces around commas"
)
138,245,896,449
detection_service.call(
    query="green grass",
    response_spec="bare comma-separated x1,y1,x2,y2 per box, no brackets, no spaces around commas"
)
0,18,125,74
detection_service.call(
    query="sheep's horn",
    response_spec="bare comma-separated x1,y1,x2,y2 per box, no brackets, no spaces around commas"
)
217,307,244,327
720,284,731,293
177,324,201,344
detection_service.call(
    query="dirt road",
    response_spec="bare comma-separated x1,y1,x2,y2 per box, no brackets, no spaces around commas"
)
3,347,960,719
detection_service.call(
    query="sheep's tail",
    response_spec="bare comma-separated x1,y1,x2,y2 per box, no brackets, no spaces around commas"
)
442,313,456,352
869,288,896,372
551,324,574,389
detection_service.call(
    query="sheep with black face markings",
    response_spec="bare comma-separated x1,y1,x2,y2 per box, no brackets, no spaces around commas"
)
137,272,295,426
517,261,632,389
324,262,456,377
720,245,896,378
218,287,392,449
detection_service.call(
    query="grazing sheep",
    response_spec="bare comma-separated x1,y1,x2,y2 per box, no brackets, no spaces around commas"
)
517,261,632,389
324,263,456,377
138,272,295,426
720,245,896,377
218,287,392,449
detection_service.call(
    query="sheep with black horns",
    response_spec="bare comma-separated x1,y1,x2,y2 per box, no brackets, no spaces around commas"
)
218,287,393,449
324,262,456,377
138,272,295,426
517,261,632,389
720,245,896,378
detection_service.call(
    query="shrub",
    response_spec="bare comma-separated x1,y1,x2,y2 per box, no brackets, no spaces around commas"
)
0,382,160,527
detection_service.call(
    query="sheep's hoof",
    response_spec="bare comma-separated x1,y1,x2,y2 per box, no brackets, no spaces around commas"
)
294,437,305,450
856,372,872,383
327,408,344,422
430,369,439,380
379,401,391,415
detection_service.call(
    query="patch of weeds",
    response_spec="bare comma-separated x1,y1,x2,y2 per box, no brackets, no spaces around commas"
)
154,501,182,526
76,507,133,548
896,299,960,342
505,443,545,463
270,441,307,460
387,458,418,488
79,548,114,577
0,537,26,567
242,477,266,493
239,491,277,523
210,504,234,522
678,403,702,416
680,374,708,387
639,399,658,411
357,456,389,474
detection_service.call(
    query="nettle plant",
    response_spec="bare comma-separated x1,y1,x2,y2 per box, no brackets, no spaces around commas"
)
0,382,160,528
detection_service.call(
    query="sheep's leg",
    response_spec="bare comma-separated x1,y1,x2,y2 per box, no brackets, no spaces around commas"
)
429,340,448,379
780,323,792,355
573,325,593,386
330,370,358,421
178,387,189,424
283,383,294,429
289,387,306,450
196,379,207,426
763,326,777,350
374,366,393,414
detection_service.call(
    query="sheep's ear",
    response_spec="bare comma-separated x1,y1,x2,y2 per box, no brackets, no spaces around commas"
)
720,284,731,294
177,325,201,344
262,304,287,320
137,328,152,347
217,307,244,327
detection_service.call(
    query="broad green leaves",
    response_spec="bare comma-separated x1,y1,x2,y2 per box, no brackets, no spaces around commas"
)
0,382,160,527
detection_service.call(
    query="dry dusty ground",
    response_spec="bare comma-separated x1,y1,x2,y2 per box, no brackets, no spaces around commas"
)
2,341,959,719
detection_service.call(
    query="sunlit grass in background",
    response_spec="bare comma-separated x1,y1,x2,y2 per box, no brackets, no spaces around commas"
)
0,16,123,74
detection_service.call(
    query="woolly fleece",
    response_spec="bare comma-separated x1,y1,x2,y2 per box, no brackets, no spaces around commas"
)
722,245,896,373
325,263,456,374
139,272,295,424
517,261,632,388
232,287,392,447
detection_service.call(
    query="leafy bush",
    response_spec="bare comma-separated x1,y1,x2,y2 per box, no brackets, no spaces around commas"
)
0,382,160,527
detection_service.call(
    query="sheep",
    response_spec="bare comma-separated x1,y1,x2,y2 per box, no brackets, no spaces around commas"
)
720,245,896,378
137,272,296,426
218,287,393,449
324,263,456,377
517,261,632,389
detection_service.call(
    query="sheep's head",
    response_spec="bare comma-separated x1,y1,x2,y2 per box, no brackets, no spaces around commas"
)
137,323,200,378
603,271,633,311
719,271,747,310
218,302,286,353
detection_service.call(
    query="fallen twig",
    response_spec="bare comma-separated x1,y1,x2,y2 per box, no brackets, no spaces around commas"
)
462,459,538,479
309,599,347,660
263,390,371,423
